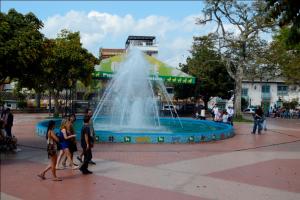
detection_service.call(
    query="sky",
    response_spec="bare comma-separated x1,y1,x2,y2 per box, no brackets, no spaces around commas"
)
1,1,270,67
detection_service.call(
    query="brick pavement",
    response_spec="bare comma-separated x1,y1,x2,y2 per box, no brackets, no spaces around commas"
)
1,113,300,200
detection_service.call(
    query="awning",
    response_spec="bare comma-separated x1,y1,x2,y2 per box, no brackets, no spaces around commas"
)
93,54,196,84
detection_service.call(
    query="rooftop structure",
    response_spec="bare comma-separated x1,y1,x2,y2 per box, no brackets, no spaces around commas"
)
125,35,158,56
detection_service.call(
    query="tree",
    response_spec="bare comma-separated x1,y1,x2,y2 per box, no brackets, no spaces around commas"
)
269,27,300,85
197,0,274,117
175,35,234,108
266,0,300,44
0,9,44,84
42,30,98,116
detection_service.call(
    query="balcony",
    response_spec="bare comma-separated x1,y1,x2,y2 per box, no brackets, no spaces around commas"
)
261,93,271,100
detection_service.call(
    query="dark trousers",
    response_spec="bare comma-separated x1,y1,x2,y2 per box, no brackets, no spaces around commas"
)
5,126,12,137
80,148,92,171
252,119,262,134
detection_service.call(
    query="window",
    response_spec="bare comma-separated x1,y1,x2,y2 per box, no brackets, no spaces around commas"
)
261,85,270,93
242,88,248,96
261,84,271,99
277,85,288,96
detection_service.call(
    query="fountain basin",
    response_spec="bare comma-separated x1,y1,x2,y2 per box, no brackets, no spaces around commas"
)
36,117,234,143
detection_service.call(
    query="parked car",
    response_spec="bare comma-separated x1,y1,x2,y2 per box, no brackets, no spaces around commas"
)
162,105,175,111
243,108,255,114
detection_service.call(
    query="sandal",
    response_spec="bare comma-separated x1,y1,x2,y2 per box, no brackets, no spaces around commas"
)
37,174,46,180
56,166,65,170
72,166,79,170
52,177,62,181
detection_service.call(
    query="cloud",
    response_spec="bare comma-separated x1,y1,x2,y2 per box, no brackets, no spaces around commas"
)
42,10,205,66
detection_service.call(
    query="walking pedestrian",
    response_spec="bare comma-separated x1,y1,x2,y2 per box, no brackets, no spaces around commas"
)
77,109,96,165
79,115,93,174
38,120,62,181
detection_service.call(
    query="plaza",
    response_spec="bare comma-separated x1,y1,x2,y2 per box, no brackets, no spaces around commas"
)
1,113,300,200
1,1,300,199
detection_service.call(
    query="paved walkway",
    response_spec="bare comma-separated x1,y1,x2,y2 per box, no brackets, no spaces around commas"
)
1,114,300,200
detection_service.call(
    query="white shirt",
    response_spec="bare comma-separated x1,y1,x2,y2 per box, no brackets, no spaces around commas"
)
213,107,219,115
227,108,234,117
222,114,229,123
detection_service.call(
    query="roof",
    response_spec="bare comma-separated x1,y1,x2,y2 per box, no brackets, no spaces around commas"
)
126,36,156,45
93,53,196,84
100,48,125,53
242,78,286,84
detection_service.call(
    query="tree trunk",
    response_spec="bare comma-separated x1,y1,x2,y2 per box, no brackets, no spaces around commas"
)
35,92,41,109
234,65,243,118
49,90,52,115
53,90,60,117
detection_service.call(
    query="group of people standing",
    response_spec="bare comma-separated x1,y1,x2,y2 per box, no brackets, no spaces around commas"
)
212,106,234,125
38,109,95,181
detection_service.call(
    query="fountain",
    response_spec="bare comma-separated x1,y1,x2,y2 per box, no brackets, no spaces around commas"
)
36,49,233,143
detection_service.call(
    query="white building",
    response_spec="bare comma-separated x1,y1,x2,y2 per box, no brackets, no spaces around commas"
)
125,36,158,57
242,79,300,110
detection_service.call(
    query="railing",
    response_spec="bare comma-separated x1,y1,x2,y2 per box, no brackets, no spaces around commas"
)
261,93,271,100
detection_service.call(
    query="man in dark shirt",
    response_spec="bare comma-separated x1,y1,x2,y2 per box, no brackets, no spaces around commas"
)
252,106,263,134
80,115,93,174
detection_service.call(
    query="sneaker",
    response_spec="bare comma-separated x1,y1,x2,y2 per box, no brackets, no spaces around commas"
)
89,160,96,165
77,156,82,163
251,132,255,134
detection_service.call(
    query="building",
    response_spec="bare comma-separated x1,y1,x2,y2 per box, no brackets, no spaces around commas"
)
99,36,158,60
242,79,300,110
99,48,125,60
125,36,158,57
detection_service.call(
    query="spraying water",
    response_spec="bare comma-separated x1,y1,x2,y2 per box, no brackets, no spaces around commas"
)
93,48,181,132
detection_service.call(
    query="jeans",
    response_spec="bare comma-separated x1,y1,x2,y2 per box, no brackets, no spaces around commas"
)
252,119,262,134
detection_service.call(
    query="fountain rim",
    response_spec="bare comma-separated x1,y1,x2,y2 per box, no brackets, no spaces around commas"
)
36,116,234,143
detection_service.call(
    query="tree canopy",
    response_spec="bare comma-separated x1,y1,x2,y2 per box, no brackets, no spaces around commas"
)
175,35,234,106
269,27,300,85
0,9,44,84
197,0,274,116
266,0,300,44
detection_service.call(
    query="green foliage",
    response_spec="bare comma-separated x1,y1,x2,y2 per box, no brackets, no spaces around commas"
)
175,35,234,104
266,0,300,44
283,99,299,109
270,27,300,85
0,9,44,84
233,115,252,123
43,30,98,93
38,30,98,115
17,101,27,109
